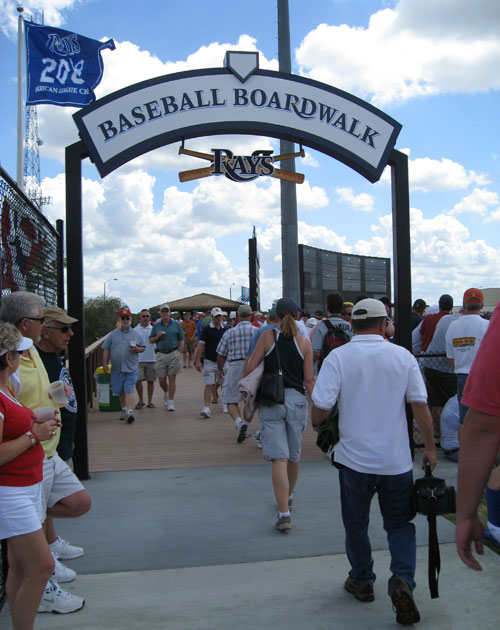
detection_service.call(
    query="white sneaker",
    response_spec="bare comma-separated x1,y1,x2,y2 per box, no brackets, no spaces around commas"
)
38,579,85,614
222,404,228,413
200,407,211,418
119,409,127,421
52,553,76,583
253,431,263,449
167,400,175,411
49,536,84,560
236,419,250,443
163,392,169,408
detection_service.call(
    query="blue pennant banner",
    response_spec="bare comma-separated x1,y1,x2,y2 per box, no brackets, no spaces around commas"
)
25,22,115,107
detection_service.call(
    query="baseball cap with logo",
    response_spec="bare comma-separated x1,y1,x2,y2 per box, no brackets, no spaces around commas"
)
463,288,483,304
119,307,131,317
211,307,223,317
352,298,388,320
237,304,252,317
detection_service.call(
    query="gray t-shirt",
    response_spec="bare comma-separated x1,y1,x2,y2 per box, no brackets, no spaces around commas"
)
311,317,353,353
102,327,144,373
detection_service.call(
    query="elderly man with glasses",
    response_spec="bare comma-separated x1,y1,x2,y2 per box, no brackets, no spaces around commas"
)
149,304,184,412
101,307,145,424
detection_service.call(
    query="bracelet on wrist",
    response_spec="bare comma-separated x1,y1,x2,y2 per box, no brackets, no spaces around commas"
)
25,430,37,448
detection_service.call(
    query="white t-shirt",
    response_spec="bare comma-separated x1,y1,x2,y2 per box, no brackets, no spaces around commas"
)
312,334,427,475
134,323,156,362
445,314,489,374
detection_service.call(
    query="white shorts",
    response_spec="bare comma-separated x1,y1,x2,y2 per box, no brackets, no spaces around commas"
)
0,482,43,539
41,453,85,516
203,359,219,386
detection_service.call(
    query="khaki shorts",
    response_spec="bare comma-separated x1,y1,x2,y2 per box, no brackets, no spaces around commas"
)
138,362,157,381
156,350,182,377
183,339,197,356
222,360,244,404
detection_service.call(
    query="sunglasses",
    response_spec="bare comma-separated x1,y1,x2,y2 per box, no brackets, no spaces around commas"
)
17,316,45,325
141,314,150,318
120,316,131,320
47,325,72,333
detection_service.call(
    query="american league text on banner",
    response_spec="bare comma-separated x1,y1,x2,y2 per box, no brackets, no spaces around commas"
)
25,22,115,108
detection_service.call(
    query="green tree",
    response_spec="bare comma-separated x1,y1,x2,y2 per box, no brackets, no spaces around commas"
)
84,295,124,343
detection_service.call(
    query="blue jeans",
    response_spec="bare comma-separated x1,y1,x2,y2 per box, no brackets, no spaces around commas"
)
456,373,468,424
339,466,416,592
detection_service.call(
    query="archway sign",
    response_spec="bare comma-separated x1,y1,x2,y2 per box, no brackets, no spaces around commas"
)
73,51,400,183
66,51,412,479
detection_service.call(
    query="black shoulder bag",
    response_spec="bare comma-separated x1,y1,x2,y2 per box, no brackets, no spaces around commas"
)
315,403,339,465
256,330,285,405
413,463,456,598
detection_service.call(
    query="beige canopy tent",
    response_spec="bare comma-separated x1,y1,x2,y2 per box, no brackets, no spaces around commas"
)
151,293,243,314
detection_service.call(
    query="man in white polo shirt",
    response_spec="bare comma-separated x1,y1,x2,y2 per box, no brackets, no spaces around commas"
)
311,298,436,626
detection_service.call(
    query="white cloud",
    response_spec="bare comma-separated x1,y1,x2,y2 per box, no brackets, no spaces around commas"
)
451,187,500,218
335,187,375,212
0,0,79,39
408,158,489,193
296,0,500,106
351,207,500,303
379,154,490,193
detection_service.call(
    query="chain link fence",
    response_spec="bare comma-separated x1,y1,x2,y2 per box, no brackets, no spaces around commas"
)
0,166,63,612
1,166,62,304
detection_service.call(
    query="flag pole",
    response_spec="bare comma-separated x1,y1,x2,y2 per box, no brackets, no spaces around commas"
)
16,4,24,190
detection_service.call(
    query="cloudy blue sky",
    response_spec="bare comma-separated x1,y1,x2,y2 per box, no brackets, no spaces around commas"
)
1,0,499,312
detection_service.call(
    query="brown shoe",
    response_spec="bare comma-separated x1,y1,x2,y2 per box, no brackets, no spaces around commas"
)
275,515,292,532
389,575,420,625
344,577,375,602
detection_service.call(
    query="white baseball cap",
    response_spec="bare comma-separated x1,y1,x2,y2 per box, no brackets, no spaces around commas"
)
211,307,223,317
352,299,388,320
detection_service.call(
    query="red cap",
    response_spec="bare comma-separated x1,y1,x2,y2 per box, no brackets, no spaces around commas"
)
463,288,483,304
119,307,132,317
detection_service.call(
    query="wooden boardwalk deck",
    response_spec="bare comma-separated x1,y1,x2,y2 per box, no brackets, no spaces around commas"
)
87,366,324,472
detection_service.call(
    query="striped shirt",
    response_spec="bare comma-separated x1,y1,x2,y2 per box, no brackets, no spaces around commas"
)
217,321,254,361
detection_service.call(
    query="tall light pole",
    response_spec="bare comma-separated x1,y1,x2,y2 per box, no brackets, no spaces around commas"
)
103,278,117,299
278,0,300,304
230,282,236,301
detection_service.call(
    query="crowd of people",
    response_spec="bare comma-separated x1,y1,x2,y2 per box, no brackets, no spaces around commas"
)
0,287,498,628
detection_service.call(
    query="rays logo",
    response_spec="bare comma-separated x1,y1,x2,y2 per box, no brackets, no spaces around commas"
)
178,144,305,185
46,33,81,56
212,149,274,182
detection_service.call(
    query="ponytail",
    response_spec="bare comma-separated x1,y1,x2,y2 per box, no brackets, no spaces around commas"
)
280,312,298,338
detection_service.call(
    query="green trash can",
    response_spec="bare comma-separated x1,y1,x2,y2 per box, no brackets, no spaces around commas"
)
94,367,121,412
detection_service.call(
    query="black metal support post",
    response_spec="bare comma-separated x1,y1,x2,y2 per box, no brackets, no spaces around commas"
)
389,149,412,351
65,140,90,480
56,218,64,308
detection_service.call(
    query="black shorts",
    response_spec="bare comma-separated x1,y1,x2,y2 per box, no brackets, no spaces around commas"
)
424,367,457,408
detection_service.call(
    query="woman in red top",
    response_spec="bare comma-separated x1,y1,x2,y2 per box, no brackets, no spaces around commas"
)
0,322,59,630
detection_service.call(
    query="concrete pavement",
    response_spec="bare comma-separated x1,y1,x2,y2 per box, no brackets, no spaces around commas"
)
2,455,499,629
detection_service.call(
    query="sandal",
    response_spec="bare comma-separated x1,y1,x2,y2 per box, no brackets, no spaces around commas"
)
146,403,156,408
135,402,145,409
